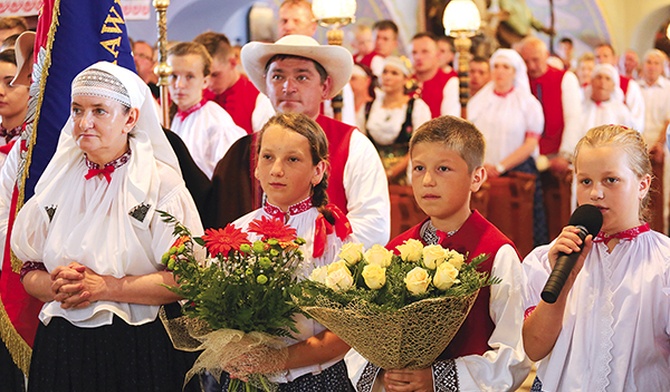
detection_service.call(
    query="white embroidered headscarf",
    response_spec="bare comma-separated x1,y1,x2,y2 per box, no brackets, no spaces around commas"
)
584,63,624,103
35,61,179,195
490,48,531,94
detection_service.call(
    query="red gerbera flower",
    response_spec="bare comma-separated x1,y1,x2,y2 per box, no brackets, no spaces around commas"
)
201,225,251,256
247,216,298,244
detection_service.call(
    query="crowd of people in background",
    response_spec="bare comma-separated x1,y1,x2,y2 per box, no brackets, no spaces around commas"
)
0,0,669,390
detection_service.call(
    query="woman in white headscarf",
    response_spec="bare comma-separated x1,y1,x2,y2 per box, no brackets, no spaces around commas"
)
467,48,548,245
581,63,633,130
365,56,431,184
12,61,202,392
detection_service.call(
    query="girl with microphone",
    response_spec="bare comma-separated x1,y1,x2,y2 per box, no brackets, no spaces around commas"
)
522,124,670,391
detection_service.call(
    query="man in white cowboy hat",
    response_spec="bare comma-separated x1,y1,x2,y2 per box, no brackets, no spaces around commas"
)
275,0,356,126
210,34,390,249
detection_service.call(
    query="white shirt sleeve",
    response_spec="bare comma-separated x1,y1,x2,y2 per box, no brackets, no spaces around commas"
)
440,76,461,117
322,83,357,127
206,116,246,179
343,131,391,248
11,197,49,264
371,55,385,79
454,244,532,391
624,80,646,132
413,99,432,129
558,71,584,156
527,95,545,136
252,93,276,132
0,142,20,270
341,83,357,126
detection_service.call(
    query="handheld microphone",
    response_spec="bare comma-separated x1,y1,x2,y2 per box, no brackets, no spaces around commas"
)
540,204,603,304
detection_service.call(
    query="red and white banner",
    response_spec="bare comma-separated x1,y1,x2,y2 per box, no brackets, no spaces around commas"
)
0,0,151,20
0,0,40,16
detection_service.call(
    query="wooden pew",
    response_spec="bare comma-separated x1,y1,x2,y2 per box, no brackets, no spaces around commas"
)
484,172,536,257
541,170,573,240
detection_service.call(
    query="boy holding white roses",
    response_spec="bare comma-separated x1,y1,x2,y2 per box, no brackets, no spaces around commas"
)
346,116,531,391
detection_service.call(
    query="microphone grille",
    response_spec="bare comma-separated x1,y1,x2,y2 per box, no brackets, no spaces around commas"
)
569,204,604,235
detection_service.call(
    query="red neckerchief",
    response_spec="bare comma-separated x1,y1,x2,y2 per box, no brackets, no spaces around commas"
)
593,222,650,243
314,204,352,258
175,98,206,122
0,124,22,144
493,86,514,97
0,139,17,155
84,149,131,183
263,197,313,222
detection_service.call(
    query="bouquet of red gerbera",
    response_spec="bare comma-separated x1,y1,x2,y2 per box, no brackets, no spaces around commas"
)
159,212,305,392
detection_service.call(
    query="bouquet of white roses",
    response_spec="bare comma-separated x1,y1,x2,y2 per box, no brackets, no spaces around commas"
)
292,239,496,369
159,212,305,392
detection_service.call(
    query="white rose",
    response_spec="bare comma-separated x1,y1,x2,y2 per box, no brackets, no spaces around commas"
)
361,264,386,290
395,239,423,262
404,267,431,295
339,243,364,266
446,250,465,270
422,244,448,270
325,260,354,291
433,261,460,290
364,244,393,268
309,265,328,284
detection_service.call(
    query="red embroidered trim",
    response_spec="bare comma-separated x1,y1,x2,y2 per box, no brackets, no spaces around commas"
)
593,222,650,243
175,98,207,121
263,197,313,221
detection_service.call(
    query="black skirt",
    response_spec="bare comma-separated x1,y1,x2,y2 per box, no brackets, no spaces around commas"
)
27,313,199,392
0,339,26,392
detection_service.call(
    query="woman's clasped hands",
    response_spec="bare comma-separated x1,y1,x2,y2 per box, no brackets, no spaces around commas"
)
50,262,107,309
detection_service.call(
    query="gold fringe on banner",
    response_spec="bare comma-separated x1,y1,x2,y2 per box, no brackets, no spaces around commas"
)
12,0,61,273
0,299,32,375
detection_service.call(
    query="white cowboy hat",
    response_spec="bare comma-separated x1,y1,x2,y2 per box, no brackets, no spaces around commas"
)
241,34,353,99
11,31,35,87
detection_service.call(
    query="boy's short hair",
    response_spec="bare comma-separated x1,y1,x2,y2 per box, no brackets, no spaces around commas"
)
412,31,438,42
409,115,485,172
373,20,398,36
193,32,232,62
168,41,213,76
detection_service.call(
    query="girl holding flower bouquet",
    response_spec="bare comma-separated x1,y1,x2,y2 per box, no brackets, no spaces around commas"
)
522,125,670,391
221,112,356,390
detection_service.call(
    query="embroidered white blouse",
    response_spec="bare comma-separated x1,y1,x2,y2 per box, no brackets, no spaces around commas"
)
523,231,670,391
171,101,246,179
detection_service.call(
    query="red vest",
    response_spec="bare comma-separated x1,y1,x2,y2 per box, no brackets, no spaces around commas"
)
205,74,260,134
386,210,519,358
419,68,457,118
529,66,566,155
316,115,354,214
356,51,380,68
620,75,630,96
